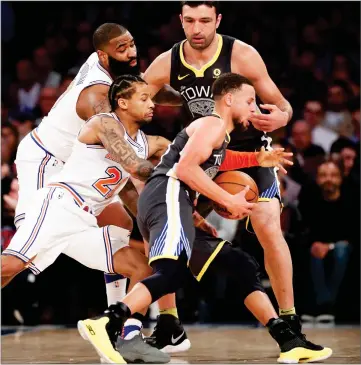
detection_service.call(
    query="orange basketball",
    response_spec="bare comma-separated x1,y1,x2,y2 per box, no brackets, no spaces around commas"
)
212,171,259,219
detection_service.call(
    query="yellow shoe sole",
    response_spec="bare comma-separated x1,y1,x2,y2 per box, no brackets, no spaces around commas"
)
278,347,333,364
78,318,126,364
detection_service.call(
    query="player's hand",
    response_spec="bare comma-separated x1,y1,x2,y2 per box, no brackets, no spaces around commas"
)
227,186,255,219
249,104,288,132
311,241,330,259
198,219,219,237
193,211,218,237
256,146,294,174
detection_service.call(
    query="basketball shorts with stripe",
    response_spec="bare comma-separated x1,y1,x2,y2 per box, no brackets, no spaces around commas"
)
14,132,64,229
2,187,129,275
137,176,195,265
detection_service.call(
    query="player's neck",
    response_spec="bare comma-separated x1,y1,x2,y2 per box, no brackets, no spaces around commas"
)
183,33,220,68
116,112,139,140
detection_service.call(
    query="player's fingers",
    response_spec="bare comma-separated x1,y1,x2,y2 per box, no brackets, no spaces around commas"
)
273,148,285,152
282,157,293,165
250,114,271,122
260,104,277,111
277,164,287,174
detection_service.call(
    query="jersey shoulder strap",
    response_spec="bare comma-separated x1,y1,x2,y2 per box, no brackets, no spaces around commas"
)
219,34,237,71
170,41,183,89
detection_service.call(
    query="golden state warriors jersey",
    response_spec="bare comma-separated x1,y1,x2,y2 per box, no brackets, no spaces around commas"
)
170,34,267,152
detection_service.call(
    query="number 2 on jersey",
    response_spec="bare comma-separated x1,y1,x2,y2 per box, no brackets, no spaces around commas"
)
93,167,123,198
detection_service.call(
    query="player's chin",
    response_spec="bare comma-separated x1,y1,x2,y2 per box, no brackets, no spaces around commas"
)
143,115,153,123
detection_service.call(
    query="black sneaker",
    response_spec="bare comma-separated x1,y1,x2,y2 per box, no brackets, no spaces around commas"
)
267,318,332,363
144,314,191,353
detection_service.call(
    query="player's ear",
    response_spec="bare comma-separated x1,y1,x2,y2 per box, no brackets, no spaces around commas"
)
225,92,232,107
117,98,128,110
216,14,222,29
97,50,108,68
179,14,184,27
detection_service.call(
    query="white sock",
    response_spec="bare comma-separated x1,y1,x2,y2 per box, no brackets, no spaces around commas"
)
149,301,160,320
104,273,127,306
123,318,142,340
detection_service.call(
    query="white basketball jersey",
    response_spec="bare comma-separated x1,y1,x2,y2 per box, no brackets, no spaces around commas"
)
36,52,113,162
49,113,149,215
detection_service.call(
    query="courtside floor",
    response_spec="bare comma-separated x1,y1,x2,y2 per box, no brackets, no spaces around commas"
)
1,324,360,363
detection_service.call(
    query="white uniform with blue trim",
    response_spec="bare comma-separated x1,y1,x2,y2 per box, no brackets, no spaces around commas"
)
4,113,148,275
14,52,113,228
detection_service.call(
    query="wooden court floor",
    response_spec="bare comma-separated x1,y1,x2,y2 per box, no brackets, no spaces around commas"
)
1,325,360,364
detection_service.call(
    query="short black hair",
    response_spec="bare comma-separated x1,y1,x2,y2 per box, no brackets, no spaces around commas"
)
180,1,220,15
212,73,253,100
93,23,128,51
108,74,147,111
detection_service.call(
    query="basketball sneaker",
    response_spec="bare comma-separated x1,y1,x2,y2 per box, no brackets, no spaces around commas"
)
115,334,170,363
267,318,332,363
144,314,191,353
77,303,129,364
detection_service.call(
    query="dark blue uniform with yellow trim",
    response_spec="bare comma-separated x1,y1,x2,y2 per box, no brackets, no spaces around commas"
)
170,34,281,201
137,118,229,265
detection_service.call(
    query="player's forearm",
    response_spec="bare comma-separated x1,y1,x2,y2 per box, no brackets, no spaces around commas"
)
153,85,183,106
276,98,293,123
176,164,232,208
219,150,259,171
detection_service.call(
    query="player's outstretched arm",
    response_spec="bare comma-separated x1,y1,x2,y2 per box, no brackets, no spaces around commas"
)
147,135,171,159
219,147,293,173
77,84,112,120
176,118,255,218
143,51,183,107
97,115,154,181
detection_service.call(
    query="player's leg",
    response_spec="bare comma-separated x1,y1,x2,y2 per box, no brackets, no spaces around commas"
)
78,177,194,363
63,222,170,364
96,200,131,307
14,132,64,229
2,187,66,285
202,240,332,363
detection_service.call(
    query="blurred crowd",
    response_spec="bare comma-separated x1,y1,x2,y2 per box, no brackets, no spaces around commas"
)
1,2,360,326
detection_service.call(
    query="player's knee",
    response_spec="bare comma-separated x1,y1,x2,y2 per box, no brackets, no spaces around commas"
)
230,249,265,300
1,255,26,277
141,257,187,302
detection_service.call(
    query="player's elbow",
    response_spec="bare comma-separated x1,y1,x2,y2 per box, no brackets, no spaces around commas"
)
175,160,192,181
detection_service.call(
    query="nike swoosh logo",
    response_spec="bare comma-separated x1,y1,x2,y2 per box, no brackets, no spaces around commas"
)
171,332,184,344
178,74,189,80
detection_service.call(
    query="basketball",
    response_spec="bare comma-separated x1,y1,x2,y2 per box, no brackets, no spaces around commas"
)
212,171,259,219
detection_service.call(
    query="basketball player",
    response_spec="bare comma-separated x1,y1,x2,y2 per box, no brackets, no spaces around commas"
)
78,74,332,364
13,23,179,332
2,75,178,364
141,1,311,344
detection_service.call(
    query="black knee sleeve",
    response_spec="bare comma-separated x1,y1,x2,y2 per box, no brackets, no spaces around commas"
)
210,243,265,301
141,251,189,302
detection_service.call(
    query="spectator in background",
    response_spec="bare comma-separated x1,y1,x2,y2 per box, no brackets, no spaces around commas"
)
290,120,326,181
303,100,338,154
35,87,58,125
33,47,61,88
7,60,41,113
350,102,360,142
8,111,36,141
324,82,353,137
298,161,352,324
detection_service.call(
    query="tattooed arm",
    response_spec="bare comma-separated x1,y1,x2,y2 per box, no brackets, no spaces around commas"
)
76,84,111,120
97,115,154,181
118,179,139,217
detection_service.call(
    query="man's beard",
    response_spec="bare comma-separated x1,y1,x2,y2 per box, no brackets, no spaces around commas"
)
108,55,141,78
